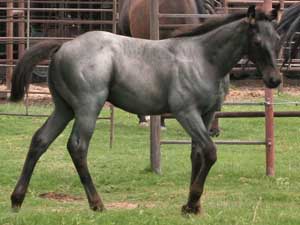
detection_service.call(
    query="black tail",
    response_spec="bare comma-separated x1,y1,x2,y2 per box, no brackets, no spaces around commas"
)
10,40,63,102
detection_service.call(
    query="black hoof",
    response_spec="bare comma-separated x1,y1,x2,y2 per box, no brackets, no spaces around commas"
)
209,128,220,137
90,204,105,212
11,205,21,213
11,194,24,212
181,204,201,215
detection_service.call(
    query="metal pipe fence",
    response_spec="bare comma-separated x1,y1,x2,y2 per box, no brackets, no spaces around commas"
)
149,0,300,176
0,0,118,148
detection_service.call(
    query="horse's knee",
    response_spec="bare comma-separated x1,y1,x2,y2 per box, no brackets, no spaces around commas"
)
205,143,217,166
190,145,201,162
67,135,88,156
28,132,49,157
67,135,80,153
191,142,217,165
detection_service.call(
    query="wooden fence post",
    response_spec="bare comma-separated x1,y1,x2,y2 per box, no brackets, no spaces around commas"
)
264,0,275,177
149,0,161,174
6,1,14,91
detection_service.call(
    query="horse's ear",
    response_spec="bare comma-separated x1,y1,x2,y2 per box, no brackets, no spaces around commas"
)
247,5,256,25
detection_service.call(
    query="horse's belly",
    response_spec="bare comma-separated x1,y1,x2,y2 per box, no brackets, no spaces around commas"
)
107,84,169,115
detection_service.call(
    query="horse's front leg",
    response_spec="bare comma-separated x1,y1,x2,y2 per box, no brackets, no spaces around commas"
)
175,108,217,215
183,140,216,215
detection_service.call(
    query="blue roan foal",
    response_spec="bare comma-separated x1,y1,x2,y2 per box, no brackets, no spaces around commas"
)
10,6,281,214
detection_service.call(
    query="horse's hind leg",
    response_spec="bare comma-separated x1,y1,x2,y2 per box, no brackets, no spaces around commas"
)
11,97,73,210
67,104,105,211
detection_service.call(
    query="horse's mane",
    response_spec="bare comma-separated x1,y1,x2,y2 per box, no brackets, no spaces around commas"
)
173,13,246,38
277,3,300,66
173,10,275,38
277,3,300,35
195,0,217,14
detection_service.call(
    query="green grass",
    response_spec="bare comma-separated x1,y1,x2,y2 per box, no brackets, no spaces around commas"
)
0,94,300,225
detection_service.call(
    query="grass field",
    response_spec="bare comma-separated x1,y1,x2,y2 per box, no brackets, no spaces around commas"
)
0,93,300,225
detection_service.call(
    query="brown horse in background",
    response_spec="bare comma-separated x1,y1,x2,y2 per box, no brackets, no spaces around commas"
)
118,0,224,130
119,0,202,39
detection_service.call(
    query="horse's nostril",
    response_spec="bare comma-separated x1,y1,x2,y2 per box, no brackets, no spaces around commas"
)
269,78,281,88
264,76,281,89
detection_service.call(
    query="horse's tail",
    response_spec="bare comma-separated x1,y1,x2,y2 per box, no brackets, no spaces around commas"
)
10,40,63,102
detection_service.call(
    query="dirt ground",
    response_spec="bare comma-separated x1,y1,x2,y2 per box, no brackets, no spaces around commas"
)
228,78,300,100
1,78,300,103
38,192,154,209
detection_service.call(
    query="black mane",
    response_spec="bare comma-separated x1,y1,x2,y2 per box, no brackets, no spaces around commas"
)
173,13,246,38
173,10,275,38
277,3,300,66
277,3,300,35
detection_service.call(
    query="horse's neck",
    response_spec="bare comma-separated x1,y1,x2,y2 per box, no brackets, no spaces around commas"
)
200,19,249,77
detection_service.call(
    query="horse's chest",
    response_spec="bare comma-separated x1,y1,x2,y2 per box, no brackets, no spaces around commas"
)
197,91,219,110
187,79,221,112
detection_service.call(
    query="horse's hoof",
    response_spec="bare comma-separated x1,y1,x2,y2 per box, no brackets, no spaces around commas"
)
139,122,149,127
90,204,105,212
11,193,24,212
11,205,21,213
209,128,220,137
11,200,22,213
181,204,201,215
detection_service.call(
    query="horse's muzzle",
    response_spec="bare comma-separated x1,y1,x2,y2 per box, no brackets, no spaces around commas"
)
263,76,282,89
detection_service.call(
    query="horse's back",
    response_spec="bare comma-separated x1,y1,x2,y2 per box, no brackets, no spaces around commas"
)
50,31,176,114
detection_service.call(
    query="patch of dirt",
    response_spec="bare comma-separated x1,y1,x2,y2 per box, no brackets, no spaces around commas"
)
106,202,156,209
106,202,139,209
39,192,83,202
38,192,155,209
228,79,300,101
0,83,52,105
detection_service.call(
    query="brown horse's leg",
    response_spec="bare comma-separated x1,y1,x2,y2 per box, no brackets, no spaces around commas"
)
11,108,73,211
67,110,104,211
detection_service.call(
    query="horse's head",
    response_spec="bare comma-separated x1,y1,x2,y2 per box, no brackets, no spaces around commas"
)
246,6,281,89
